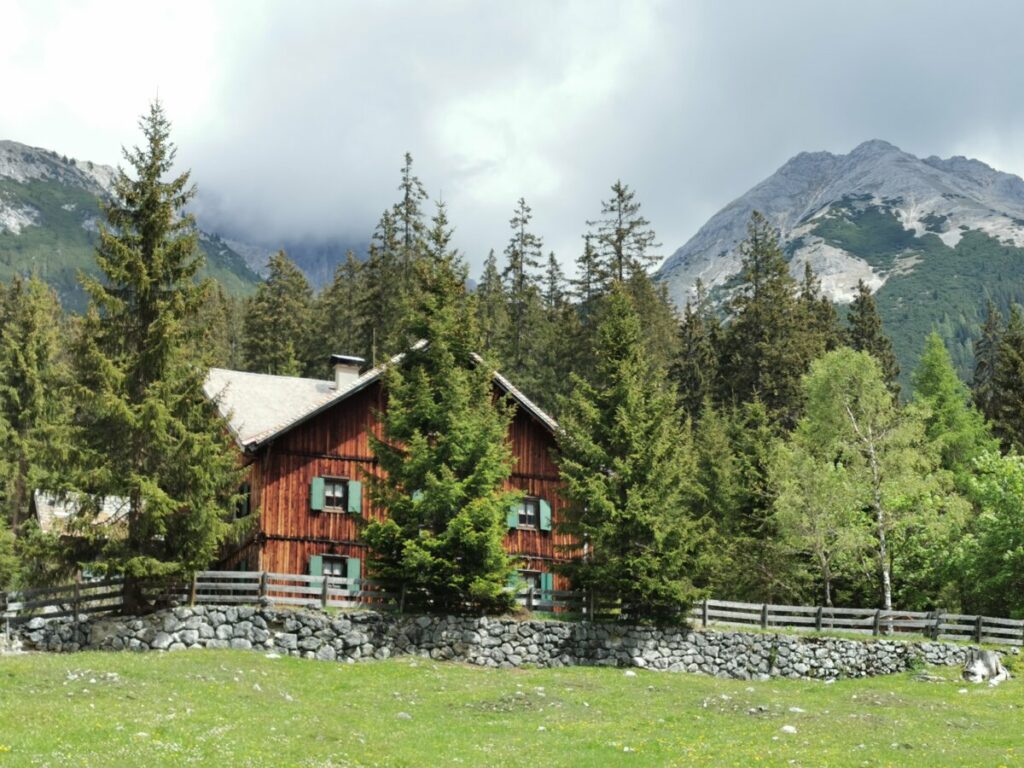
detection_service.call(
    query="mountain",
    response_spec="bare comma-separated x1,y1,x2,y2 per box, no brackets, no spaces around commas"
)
0,140,261,310
658,139,1024,384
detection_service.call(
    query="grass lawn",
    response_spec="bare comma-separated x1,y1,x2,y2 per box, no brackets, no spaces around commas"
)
0,650,1020,767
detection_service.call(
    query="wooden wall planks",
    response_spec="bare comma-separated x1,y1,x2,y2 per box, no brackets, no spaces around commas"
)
232,380,573,582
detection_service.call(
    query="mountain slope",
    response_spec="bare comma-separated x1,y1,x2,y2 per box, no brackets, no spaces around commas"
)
658,140,1024,384
0,140,260,310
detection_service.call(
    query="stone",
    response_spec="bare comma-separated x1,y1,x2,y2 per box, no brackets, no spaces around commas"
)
150,632,173,650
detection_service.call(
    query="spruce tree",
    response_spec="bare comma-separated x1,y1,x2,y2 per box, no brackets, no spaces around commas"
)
556,283,704,622
972,299,1003,423
586,181,660,285
0,276,72,538
361,212,517,614
798,262,840,354
719,212,809,428
991,305,1024,451
911,331,997,491
475,250,509,358
314,251,364,376
242,250,314,375
72,102,244,611
672,279,720,422
846,279,900,396
501,198,544,373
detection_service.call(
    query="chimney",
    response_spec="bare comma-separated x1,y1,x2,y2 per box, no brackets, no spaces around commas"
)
330,354,365,390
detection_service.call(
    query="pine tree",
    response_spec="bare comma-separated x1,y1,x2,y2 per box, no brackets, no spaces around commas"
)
972,299,1003,423
71,102,244,611
357,209,402,365
586,181,660,285
361,222,517,614
556,283,704,622
242,250,314,375
912,331,997,490
846,280,900,396
0,276,72,539
991,305,1024,451
672,279,720,422
531,253,579,415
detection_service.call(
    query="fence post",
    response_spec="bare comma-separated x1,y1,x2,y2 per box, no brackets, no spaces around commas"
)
259,571,269,601
975,615,984,644
701,598,708,628
399,583,406,615
760,603,768,629
931,612,942,640
72,579,81,642
321,574,330,610
189,573,198,607
872,610,881,636
526,587,534,612
815,606,823,632
587,590,595,622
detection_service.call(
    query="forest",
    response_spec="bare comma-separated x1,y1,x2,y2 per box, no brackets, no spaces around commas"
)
1,104,1023,621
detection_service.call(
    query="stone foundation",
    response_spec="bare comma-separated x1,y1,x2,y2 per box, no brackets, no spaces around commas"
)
9,606,1006,680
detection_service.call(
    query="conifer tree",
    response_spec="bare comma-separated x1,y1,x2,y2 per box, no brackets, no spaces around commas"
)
314,251,364,376
196,283,244,369
0,276,72,538
71,102,244,611
501,198,544,372
991,305,1024,451
719,212,810,428
798,262,841,354
357,209,403,365
556,283,704,622
572,234,600,304
475,250,508,358
242,250,314,375
673,279,720,422
846,280,900,396
912,331,997,491
361,210,517,614
972,300,1003,423
586,181,660,285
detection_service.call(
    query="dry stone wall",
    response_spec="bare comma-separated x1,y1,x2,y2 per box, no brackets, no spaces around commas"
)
9,605,1005,680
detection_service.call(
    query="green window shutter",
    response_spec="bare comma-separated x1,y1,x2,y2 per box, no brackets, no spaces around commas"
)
506,571,519,590
539,498,552,531
309,554,323,577
507,502,519,529
347,480,363,514
310,477,325,512
346,557,361,594
541,572,554,597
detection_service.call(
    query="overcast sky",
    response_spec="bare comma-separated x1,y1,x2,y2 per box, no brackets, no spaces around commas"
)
4,0,1024,274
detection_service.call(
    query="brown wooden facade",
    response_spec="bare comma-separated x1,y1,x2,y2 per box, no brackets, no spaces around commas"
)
221,378,571,590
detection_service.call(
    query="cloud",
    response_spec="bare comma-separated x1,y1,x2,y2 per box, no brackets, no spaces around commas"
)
3,0,1024,275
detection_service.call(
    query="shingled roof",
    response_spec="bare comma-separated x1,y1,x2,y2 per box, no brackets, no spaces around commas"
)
204,348,558,452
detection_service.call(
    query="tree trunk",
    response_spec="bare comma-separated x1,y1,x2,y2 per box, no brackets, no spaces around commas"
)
866,445,892,611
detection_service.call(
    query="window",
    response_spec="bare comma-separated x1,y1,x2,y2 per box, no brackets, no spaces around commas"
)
235,482,251,520
518,570,541,591
322,555,346,577
518,497,540,528
323,478,348,511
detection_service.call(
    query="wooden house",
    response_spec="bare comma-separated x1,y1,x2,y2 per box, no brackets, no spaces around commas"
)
203,352,569,594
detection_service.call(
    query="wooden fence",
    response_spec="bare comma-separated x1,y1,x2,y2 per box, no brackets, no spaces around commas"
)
692,598,1024,646
3,574,1023,646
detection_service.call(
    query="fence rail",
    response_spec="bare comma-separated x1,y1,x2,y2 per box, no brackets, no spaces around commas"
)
3,574,1023,646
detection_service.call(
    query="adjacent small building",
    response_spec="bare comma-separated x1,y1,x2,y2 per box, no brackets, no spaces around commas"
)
203,352,570,593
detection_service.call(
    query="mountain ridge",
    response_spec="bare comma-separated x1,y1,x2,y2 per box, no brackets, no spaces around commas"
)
657,140,1024,385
